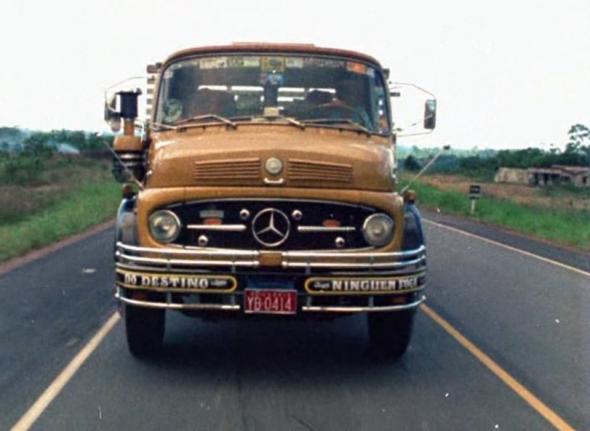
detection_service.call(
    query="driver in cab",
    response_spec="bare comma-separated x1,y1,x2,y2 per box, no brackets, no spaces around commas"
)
311,79,372,129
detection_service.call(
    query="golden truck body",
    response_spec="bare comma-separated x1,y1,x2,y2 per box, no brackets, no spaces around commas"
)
107,43,433,358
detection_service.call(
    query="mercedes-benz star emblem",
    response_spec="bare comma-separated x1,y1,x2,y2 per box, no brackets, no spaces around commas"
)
252,208,291,247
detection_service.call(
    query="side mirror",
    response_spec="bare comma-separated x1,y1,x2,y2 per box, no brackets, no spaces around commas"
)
103,89,142,133
104,95,121,132
424,99,436,130
424,99,437,130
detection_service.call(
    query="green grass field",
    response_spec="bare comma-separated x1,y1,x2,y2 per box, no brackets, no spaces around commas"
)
0,157,120,262
405,178,590,251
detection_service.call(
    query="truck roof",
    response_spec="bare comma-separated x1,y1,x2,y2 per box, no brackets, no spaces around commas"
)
164,43,382,68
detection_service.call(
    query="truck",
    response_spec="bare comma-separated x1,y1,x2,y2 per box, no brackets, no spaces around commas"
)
105,43,436,359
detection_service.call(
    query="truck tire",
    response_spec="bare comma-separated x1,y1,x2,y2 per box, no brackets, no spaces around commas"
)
125,305,165,357
368,309,416,359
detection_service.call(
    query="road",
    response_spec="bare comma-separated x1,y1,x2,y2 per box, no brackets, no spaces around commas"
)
1,210,588,430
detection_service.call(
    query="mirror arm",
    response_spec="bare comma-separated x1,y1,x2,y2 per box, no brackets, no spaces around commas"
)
400,145,450,193
396,130,435,138
389,82,436,99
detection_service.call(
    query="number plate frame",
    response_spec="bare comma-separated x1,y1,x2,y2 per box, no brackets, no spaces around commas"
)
244,289,298,315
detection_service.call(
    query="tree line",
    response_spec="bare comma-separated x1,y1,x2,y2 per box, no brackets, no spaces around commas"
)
0,127,114,185
0,127,113,155
403,124,590,178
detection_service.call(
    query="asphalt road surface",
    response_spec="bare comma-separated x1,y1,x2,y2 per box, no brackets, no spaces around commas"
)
1,210,588,430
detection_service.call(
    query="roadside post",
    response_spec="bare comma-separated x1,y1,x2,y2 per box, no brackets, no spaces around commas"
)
469,184,481,215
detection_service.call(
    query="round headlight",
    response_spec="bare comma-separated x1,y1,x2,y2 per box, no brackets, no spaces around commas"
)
149,210,181,243
362,213,395,247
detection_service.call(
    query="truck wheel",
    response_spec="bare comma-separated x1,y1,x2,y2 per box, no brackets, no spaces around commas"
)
368,309,416,359
125,305,165,357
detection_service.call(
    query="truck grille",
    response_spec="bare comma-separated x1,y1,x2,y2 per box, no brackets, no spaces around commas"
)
191,158,353,187
167,199,377,250
287,159,352,183
193,158,261,182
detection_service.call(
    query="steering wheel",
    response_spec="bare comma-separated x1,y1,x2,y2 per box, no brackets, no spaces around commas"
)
308,103,357,121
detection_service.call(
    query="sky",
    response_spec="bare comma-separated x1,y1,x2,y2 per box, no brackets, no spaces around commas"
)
0,0,588,150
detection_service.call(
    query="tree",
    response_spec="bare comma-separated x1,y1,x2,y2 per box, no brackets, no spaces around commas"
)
567,124,590,146
403,155,421,171
564,124,590,166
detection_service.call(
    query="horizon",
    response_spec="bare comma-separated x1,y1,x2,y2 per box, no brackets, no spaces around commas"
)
2,125,583,156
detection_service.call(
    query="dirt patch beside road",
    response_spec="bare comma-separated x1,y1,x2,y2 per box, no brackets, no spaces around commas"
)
421,174,590,211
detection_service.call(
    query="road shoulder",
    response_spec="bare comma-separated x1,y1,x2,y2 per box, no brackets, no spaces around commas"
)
0,219,114,276
420,208,590,273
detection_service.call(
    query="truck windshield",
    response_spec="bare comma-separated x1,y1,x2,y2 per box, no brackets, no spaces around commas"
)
155,54,391,134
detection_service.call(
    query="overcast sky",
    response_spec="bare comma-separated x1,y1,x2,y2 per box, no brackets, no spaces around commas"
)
0,0,588,150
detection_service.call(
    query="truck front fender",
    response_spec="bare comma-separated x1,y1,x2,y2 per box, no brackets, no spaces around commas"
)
401,203,425,251
115,196,138,250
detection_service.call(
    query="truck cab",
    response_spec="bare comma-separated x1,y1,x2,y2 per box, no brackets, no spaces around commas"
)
106,43,434,359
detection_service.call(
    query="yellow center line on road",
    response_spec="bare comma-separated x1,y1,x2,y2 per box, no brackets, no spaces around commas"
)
10,312,121,431
421,304,575,431
423,219,590,279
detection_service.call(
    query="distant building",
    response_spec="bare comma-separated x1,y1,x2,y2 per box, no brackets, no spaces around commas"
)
495,165,590,187
494,167,529,184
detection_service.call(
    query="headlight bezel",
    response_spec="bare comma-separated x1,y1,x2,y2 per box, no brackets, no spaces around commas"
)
362,213,395,247
148,209,181,243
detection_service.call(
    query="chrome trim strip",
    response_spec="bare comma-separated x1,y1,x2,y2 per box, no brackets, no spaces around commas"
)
116,290,425,313
282,245,426,259
301,295,426,313
186,224,247,232
282,256,426,269
116,291,241,311
116,252,260,268
117,242,259,257
117,153,144,160
115,262,214,274
297,226,356,233
330,267,426,276
120,162,143,168
263,177,285,185
115,243,426,271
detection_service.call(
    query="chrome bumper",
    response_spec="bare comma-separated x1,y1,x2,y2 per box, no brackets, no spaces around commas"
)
115,287,426,314
115,242,426,314
115,242,426,272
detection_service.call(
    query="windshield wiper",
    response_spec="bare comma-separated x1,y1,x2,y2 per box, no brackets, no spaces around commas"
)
174,114,237,129
302,118,371,135
150,122,177,131
229,114,305,130
273,115,305,130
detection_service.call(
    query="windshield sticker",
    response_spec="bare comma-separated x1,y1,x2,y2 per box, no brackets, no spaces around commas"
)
261,57,285,72
303,58,345,68
163,69,175,80
321,59,346,68
200,57,228,69
162,99,182,123
347,62,368,74
244,56,261,67
285,57,304,68
228,56,261,68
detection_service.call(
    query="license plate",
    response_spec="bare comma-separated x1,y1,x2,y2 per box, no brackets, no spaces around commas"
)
244,289,297,315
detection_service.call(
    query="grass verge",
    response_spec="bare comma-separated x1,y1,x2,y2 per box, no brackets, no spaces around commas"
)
406,179,590,251
0,159,120,262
